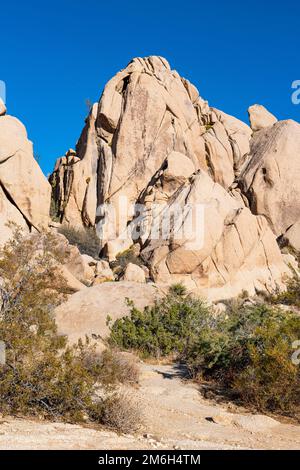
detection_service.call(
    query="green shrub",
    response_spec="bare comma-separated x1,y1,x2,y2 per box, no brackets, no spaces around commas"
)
58,225,100,259
109,286,300,417
0,228,140,428
230,307,300,414
269,273,300,307
109,285,218,359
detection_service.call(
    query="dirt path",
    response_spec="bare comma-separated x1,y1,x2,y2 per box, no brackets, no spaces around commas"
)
1,362,300,450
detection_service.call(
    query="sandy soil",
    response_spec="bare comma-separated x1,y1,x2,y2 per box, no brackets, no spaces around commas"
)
1,362,300,450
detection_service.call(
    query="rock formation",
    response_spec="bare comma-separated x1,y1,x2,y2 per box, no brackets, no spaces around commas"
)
55,281,165,348
48,57,300,298
141,170,288,300
248,104,277,131
0,106,51,244
238,120,300,239
50,56,252,232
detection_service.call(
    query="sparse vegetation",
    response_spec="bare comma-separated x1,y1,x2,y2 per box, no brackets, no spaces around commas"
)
100,392,142,434
269,272,300,308
109,283,300,418
0,228,140,431
58,225,101,259
110,245,144,279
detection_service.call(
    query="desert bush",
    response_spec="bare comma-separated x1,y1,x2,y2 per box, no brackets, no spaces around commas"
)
109,284,218,359
109,285,300,417
100,391,142,434
58,225,100,259
81,348,139,388
181,303,300,417
269,273,300,308
0,228,140,429
229,306,300,414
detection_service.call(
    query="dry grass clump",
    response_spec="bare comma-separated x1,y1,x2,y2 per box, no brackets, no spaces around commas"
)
100,391,142,434
58,225,100,259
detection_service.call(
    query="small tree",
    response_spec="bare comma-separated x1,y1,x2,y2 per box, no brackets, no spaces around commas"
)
0,227,140,427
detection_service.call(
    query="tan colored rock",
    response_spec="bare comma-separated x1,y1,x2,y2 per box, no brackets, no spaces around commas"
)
53,56,248,235
57,265,86,292
50,56,253,244
248,104,277,131
211,108,252,174
81,253,98,266
282,253,299,273
48,56,292,301
141,170,289,300
52,233,96,285
238,120,300,236
0,185,29,244
95,57,209,244
164,151,195,180
0,98,6,116
122,263,146,283
203,121,234,188
49,104,99,227
209,413,279,432
232,414,279,433
93,259,114,283
284,220,300,252
0,115,51,238
213,303,227,315
55,281,165,347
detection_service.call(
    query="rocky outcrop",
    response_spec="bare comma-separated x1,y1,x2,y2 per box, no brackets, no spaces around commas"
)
0,109,51,244
49,56,296,300
122,263,146,283
238,120,300,239
284,221,300,252
55,281,165,347
141,170,288,300
49,103,99,227
248,104,277,131
50,57,252,230
52,232,115,288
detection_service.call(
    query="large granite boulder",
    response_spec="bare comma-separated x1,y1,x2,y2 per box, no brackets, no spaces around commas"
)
238,120,300,238
0,112,51,244
248,104,277,132
55,281,166,347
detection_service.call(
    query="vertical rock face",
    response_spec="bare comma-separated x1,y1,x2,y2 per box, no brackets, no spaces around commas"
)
49,56,297,299
238,119,300,238
0,110,51,244
49,103,99,227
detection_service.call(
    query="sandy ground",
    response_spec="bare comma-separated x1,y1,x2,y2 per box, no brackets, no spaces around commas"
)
0,362,300,450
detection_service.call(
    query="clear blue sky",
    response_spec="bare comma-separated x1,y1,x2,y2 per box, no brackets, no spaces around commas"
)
1,0,299,175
